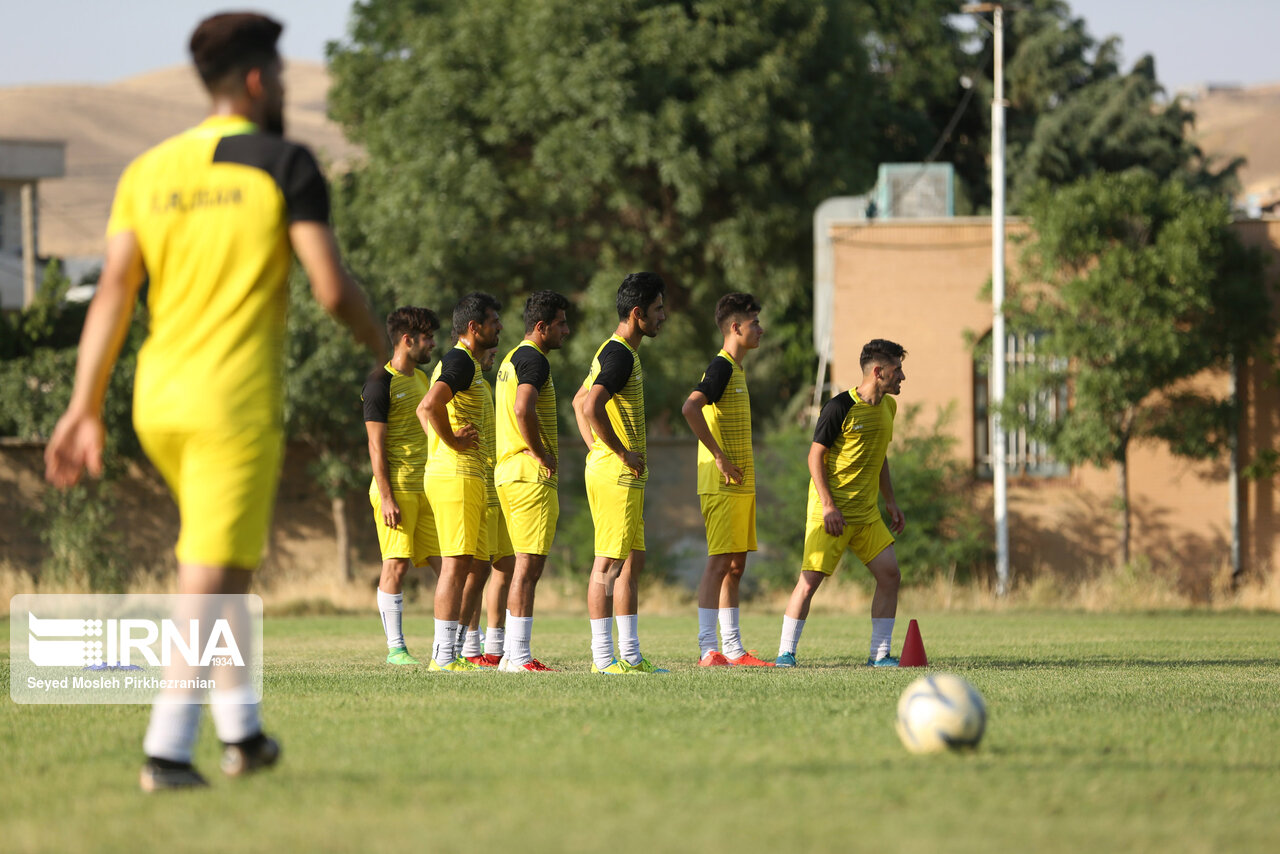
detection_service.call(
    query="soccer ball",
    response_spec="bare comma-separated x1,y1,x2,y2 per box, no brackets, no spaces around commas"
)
895,674,986,754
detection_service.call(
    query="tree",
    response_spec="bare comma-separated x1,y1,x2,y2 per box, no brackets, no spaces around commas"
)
327,0,887,424
1004,171,1272,565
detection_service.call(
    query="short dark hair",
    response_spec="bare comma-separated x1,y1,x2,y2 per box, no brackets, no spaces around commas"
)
452,292,502,337
859,339,907,373
616,272,666,320
524,290,570,333
714,292,760,334
386,306,439,343
189,13,283,92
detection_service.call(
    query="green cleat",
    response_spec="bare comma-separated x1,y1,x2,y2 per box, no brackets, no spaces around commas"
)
386,647,419,666
428,656,481,672
620,657,669,674
591,659,634,674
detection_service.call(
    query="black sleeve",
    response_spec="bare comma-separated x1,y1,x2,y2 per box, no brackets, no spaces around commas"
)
281,144,330,223
361,368,391,423
592,341,633,395
511,347,551,388
436,350,475,395
693,356,733,404
812,392,854,448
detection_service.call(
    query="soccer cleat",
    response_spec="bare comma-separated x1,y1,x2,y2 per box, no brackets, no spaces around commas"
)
140,758,209,792
699,651,732,667
386,647,420,665
466,653,503,667
429,656,481,672
499,656,557,672
591,659,633,674
620,657,669,674
866,655,901,667
727,651,775,667
220,733,281,778
774,652,798,668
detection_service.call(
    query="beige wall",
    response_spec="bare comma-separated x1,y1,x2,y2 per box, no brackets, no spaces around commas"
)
830,218,1280,590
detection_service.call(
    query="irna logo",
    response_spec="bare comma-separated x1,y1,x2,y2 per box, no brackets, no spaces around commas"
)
27,613,245,668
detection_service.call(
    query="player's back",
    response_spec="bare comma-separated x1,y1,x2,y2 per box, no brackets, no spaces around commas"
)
110,115,329,431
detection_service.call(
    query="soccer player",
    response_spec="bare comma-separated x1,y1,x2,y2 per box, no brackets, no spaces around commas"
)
572,273,668,674
363,306,441,666
494,291,571,672
680,293,772,667
775,339,908,668
43,12,386,791
418,292,502,672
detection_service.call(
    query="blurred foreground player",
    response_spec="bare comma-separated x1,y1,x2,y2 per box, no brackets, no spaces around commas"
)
775,340,908,668
44,12,385,791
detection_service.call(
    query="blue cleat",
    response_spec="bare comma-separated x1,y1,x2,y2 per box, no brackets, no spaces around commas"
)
774,652,797,668
866,655,900,667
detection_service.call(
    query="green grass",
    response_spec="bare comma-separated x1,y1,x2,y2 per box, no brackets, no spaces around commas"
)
3,611,1279,853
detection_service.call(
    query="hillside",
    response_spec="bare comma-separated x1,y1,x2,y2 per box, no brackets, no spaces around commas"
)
0,61,358,259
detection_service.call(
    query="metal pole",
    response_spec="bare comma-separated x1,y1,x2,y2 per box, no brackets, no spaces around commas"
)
21,181,37,308
990,5,1010,596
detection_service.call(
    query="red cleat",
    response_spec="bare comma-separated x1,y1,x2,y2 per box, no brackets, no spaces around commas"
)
727,651,775,667
698,651,732,667
466,653,503,667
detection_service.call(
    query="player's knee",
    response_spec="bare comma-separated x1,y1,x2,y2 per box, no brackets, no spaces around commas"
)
726,556,747,580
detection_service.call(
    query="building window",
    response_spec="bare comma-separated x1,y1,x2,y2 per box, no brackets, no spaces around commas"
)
974,332,1069,478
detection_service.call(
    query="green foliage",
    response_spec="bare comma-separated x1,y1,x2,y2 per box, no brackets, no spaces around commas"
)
1007,171,1272,469
753,406,989,589
36,481,131,592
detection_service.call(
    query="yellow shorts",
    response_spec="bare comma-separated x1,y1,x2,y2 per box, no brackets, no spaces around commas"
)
426,475,488,558
485,502,515,561
370,488,439,566
497,480,558,556
699,492,757,555
137,426,283,570
801,514,895,576
585,471,644,560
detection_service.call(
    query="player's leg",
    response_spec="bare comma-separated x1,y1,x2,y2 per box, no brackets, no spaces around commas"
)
138,428,281,790
588,555,624,671
717,552,770,665
427,476,484,671
776,514,845,666
373,490,421,665
498,480,557,670
613,488,664,672
861,538,901,667
459,556,490,661
503,552,545,668
696,553,734,664
482,554,514,664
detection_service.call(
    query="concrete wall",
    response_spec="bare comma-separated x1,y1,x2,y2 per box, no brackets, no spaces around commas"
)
829,218,1280,590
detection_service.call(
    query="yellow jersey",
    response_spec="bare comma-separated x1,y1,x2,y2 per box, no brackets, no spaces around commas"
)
361,363,430,493
426,343,492,481
582,335,647,488
107,115,330,430
807,389,896,524
494,340,558,488
694,349,754,496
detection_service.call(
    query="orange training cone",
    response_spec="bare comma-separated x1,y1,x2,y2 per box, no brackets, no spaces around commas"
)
899,618,928,667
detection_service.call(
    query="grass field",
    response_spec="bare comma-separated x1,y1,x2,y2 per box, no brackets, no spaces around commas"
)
3,610,1279,853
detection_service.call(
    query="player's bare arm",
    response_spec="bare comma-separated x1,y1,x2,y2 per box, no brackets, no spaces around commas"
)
571,385,595,450
289,221,387,363
420,383,479,451
808,442,844,536
45,230,146,487
514,383,555,476
583,384,644,478
364,420,401,527
880,457,905,534
681,390,743,485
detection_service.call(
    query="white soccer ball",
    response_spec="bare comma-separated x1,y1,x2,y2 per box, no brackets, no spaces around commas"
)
895,673,986,754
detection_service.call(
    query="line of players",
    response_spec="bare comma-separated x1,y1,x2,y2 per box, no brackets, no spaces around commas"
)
364,274,910,673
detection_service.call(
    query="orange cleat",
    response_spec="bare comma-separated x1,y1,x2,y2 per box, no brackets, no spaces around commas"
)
466,653,503,667
699,651,732,666
727,651,775,667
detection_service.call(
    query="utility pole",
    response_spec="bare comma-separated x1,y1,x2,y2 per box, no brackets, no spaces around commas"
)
963,1,1010,595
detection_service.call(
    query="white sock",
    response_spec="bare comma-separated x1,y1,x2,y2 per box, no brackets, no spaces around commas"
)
377,589,405,650
779,615,805,656
616,613,640,665
432,619,458,666
590,617,614,670
508,616,533,665
698,607,718,657
143,700,204,763
209,683,261,744
485,626,505,657
461,628,483,657
870,617,895,661
719,607,745,658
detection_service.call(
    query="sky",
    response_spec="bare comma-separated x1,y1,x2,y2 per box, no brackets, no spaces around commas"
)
1,1,1277,91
